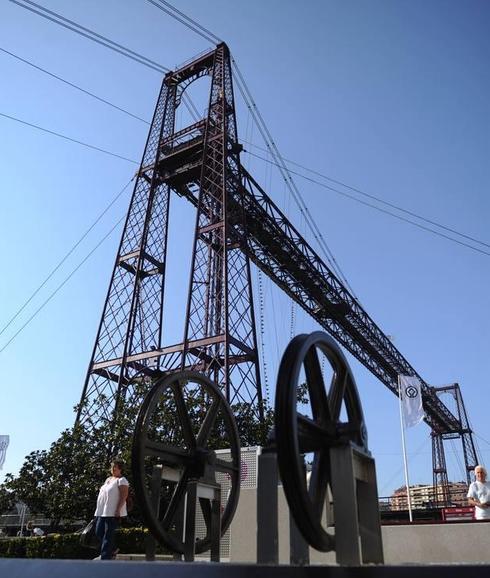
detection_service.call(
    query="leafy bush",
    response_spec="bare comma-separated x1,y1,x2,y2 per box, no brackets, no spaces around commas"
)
0,527,162,559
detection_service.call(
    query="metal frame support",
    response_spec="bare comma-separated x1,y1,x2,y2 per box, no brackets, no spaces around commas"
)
330,443,384,566
146,465,221,562
257,447,279,564
183,480,222,562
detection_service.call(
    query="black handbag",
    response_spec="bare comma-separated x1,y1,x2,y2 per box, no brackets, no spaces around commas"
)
80,518,98,549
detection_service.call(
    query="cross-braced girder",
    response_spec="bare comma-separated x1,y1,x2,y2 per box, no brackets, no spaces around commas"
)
77,43,263,436
76,43,476,480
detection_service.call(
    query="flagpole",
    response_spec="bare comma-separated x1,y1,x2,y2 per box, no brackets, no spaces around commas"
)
398,375,413,522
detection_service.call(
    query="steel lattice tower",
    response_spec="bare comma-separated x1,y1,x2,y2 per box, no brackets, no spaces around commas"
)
431,383,478,497
431,432,450,507
76,43,263,431
76,43,478,487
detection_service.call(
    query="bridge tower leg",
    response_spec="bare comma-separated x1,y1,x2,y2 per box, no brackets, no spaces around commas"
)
431,433,450,507
76,43,263,439
431,384,479,508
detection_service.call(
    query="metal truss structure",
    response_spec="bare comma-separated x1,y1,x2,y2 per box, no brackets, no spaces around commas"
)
76,43,478,493
432,383,478,503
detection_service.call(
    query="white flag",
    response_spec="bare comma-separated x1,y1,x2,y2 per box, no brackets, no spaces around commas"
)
0,435,10,470
398,375,425,428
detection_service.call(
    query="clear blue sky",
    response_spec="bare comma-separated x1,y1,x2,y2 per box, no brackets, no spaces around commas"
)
1,0,489,497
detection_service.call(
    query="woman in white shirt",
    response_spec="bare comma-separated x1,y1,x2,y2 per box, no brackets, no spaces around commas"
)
94,459,129,559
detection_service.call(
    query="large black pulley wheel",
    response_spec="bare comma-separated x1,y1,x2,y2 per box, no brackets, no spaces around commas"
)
132,371,241,554
275,331,367,552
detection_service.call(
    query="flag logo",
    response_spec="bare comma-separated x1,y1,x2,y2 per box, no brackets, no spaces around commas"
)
398,375,425,428
405,385,418,398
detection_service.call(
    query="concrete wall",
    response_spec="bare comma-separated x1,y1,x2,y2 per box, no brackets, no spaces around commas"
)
230,487,490,565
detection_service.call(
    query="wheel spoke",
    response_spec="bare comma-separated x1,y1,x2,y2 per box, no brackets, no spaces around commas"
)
144,439,192,466
161,470,190,529
172,381,196,448
196,396,221,446
328,366,348,420
215,457,239,475
297,414,333,453
308,449,330,521
304,345,331,423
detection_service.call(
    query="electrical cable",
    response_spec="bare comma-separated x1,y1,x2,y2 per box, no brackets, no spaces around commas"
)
243,139,490,251
7,8,486,257
3,105,487,261
0,215,126,354
147,0,220,44
232,63,358,298
0,46,150,124
9,0,170,74
449,439,467,481
0,111,139,164
0,179,133,339
244,149,490,258
8,0,199,121
145,0,359,297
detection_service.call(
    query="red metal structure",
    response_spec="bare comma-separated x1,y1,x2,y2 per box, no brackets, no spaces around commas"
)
75,44,479,496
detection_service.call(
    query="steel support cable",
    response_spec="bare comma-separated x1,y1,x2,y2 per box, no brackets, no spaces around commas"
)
244,139,490,251
9,0,199,121
10,0,167,73
146,0,220,44
9,9,484,260
449,439,467,480
378,437,431,496
6,42,485,260
145,0,358,297
0,179,133,339
0,215,126,354
256,270,269,402
0,111,139,164
6,39,486,257
474,433,490,446
468,423,485,467
146,0,490,260
0,46,150,124
232,64,358,297
245,150,490,258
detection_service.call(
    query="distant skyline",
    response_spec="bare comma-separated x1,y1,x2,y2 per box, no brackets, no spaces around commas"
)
1,0,489,496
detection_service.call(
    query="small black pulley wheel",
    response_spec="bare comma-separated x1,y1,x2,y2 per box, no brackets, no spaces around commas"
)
275,331,367,552
132,371,241,554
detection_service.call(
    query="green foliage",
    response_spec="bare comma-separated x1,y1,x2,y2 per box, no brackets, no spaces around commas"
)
0,485,15,514
0,537,26,558
1,424,110,527
0,380,274,531
0,527,168,559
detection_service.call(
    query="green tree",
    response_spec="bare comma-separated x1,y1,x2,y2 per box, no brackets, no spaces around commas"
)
0,381,274,529
0,484,15,514
2,424,109,527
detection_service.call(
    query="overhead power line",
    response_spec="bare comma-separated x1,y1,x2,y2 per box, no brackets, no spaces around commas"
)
2,106,487,259
244,150,490,258
0,111,138,164
8,2,488,258
0,47,149,124
0,215,126,354
0,179,132,340
8,0,199,121
10,0,170,73
146,0,359,297
244,139,490,251
146,0,221,44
